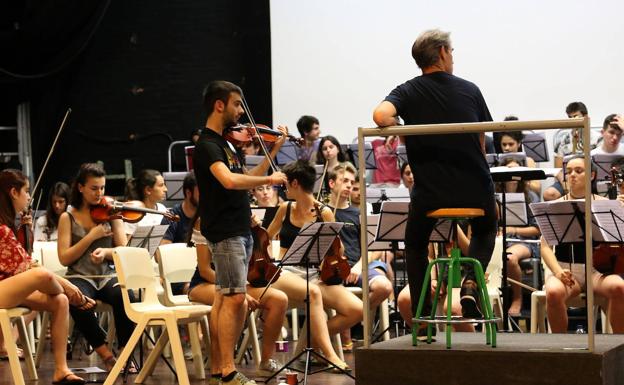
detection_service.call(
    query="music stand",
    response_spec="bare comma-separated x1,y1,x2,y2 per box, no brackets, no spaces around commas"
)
486,154,498,167
276,141,298,166
163,171,187,202
592,154,624,182
497,152,527,167
312,164,326,195
264,222,354,384
495,193,528,226
245,154,265,170
349,142,376,170
522,132,549,162
396,145,409,165
490,167,548,330
127,225,169,257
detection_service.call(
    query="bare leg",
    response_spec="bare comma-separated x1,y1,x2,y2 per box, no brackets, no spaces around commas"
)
397,285,412,327
506,244,531,315
248,287,287,363
592,273,624,333
218,293,247,376
0,268,63,308
544,276,580,333
318,283,363,335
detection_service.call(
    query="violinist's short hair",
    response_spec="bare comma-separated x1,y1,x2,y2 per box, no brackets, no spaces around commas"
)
202,80,242,115
70,163,105,208
328,163,356,183
296,115,319,137
282,160,316,193
182,170,197,198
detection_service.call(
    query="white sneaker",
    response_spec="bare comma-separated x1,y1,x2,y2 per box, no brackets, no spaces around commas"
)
258,358,282,375
221,372,256,385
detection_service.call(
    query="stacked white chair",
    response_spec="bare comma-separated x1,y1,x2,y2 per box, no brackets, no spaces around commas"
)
0,307,37,385
105,247,211,385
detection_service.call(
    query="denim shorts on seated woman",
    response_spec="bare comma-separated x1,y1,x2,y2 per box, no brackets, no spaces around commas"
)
208,233,253,295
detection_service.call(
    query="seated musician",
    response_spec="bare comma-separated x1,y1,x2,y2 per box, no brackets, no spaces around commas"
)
327,164,393,350
542,155,624,333
496,158,541,316
186,215,288,380
496,128,541,194
57,163,137,371
266,160,361,370
34,181,70,241
124,169,169,235
312,135,351,170
0,169,88,384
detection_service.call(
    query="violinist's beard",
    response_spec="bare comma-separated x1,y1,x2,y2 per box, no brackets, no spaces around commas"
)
222,113,240,129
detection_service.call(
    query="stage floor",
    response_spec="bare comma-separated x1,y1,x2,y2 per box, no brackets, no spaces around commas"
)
355,332,624,385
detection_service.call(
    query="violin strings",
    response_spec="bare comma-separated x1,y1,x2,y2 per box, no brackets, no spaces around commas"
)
241,96,278,173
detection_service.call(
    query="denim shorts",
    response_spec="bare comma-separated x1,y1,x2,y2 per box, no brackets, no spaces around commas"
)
208,233,253,295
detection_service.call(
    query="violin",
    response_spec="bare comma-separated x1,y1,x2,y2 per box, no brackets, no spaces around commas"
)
247,225,281,287
314,202,350,285
320,236,351,285
90,196,180,223
593,243,624,275
225,123,304,148
16,209,34,254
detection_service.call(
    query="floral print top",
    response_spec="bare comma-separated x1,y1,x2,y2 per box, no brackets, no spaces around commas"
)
0,224,32,280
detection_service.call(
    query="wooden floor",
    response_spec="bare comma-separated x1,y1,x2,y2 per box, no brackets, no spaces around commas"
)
0,342,356,385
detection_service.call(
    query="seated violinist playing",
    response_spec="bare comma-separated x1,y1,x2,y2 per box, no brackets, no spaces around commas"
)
266,160,362,367
542,155,624,333
57,163,137,371
0,169,89,384
124,169,169,235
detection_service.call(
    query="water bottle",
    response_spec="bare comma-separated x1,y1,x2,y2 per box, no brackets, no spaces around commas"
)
575,324,585,334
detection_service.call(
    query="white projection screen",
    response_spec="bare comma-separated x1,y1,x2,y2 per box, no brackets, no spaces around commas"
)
270,0,624,162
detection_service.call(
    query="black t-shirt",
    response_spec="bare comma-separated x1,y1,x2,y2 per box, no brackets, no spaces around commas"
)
384,71,494,208
193,128,250,242
161,203,192,243
333,205,361,266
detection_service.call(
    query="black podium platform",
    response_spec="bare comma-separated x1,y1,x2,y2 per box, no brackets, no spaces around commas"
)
355,333,624,385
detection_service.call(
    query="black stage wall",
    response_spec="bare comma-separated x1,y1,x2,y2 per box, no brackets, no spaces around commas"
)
0,0,271,196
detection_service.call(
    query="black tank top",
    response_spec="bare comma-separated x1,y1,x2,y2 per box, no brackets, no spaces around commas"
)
279,201,325,249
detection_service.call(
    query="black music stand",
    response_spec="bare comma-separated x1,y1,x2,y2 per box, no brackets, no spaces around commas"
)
349,142,376,170
522,132,549,162
276,141,298,166
491,168,547,331
592,154,624,182
263,222,354,384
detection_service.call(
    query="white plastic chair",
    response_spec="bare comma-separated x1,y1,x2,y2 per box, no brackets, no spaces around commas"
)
34,241,115,367
0,307,37,385
105,247,211,385
156,243,211,375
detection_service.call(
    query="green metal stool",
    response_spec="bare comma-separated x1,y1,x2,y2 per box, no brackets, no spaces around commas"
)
411,208,498,349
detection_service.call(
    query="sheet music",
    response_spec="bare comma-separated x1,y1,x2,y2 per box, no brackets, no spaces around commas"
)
495,192,528,226
522,132,549,162
430,219,452,242
489,166,560,178
127,224,169,257
282,222,343,265
529,200,623,245
313,164,325,194
497,152,527,166
367,215,393,250
376,201,408,241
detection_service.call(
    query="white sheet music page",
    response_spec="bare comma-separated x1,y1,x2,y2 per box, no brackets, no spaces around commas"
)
529,201,584,245
128,224,169,257
495,192,528,226
592,200,624,242
282,222,343,265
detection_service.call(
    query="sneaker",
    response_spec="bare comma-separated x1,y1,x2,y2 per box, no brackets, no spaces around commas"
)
221,372,257,385
460,280,483,319
415,324,437,342
257,358,282,375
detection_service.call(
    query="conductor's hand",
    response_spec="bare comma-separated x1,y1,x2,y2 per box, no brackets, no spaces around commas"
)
246,294,261,311
268,172,288,186
556,269,575,287
346,267,360,285
90,248,107,265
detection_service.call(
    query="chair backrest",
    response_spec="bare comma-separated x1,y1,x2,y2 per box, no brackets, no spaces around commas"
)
156,243,197,303
486,236,503,290
113,247,163,319
34,241,66,275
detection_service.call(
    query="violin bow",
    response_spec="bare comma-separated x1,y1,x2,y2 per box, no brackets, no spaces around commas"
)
240,96,279,173
316,160,329,202
29,108,72,208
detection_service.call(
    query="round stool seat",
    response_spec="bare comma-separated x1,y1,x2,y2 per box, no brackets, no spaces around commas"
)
426,208,484,219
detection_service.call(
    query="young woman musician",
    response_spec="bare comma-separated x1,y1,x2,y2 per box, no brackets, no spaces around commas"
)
0,169,88,384
266,160,362,369
57,163,136,371
124,169,168,234
34,181,70,241
186,216,288,380
497,130,541,194
313,135,348,170
496,158,541,316
542,155,624,332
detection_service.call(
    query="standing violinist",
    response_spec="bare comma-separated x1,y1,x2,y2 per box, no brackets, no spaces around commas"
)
57,163,137,372
193,80,287,385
